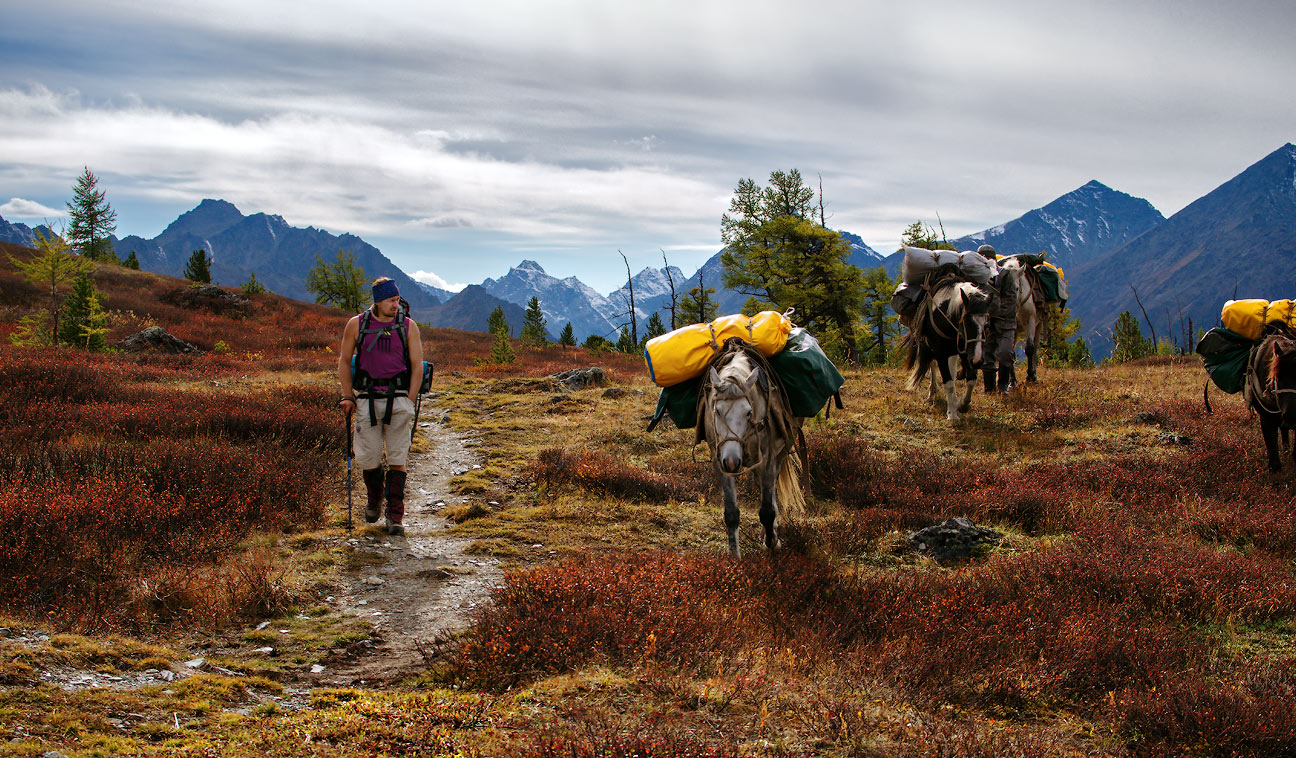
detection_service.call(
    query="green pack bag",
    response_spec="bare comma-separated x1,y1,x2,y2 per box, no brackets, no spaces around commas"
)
1196,327,1254,395
650,374,702,430
769,327,846,418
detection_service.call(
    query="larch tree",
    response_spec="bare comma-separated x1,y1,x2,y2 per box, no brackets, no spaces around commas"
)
720,169,864,362
305,249,368,312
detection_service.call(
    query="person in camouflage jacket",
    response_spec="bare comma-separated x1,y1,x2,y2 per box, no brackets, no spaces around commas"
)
977,245,1018,393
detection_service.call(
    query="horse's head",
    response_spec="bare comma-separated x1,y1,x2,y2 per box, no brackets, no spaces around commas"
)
955,283,991,369
1267,338,1296,427
706,355,767,475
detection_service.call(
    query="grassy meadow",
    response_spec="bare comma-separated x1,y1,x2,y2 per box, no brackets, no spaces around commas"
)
2,241,1296,756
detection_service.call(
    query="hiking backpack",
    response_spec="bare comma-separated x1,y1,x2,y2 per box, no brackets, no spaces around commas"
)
352,297,434,426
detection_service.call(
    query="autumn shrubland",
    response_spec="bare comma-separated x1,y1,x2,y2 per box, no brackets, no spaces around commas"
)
4,237,1296,755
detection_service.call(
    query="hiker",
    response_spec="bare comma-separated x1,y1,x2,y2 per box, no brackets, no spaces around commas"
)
977,244,1018,393
338,277,424,536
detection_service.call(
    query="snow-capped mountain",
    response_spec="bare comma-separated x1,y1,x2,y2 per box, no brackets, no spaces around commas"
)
480,260,623,341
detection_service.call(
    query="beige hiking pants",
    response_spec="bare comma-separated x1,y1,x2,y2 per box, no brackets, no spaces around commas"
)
353,396,415,469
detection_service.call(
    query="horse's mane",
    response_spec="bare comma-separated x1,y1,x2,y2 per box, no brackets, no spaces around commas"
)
1265,330,1296,386
713,352,754,400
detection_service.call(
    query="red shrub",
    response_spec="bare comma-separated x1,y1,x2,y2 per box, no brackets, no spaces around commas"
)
536,448,699,502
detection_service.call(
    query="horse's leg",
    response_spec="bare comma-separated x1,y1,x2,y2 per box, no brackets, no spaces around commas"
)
928,362,938,401
1261,413,1283,472
940,353,960,422
1025,319,1039,382
957,353,975,414
759,457,780,552
719,466,741,557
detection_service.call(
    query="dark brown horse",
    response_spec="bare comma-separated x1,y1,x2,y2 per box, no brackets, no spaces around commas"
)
904,272,991,423
1245,327,1296,471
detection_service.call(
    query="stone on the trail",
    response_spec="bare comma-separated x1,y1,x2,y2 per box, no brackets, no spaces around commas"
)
909,517,1003,564
365,576,385,586
254,647,274,655
310,664,326,674
255,621,270,630
120,326,199,354
184,658,207,669
550,367,608,391
158,670,175,682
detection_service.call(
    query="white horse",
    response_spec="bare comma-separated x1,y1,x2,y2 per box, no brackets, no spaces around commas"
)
999,257,1042,383
702,345,804,558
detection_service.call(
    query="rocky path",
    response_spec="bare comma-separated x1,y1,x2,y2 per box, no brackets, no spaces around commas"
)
316,396,503,687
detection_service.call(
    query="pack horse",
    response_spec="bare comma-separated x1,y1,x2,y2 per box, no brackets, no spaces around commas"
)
1245,328,1296,471
700,341,804,558
999,257,1043,384
905,272,992,422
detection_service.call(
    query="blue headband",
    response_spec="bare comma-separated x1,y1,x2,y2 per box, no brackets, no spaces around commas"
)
372,280,399,302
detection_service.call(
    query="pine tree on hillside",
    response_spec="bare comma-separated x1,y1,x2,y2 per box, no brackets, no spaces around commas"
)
1110,310,1152,363
678,284,716,324
488,327,516,364
184,249,212,283
615,326,636,354
558,322,576,349
241,272,267,295
123,251,140,270
487,306,510,337
57,271,108,351
641,312,666,348
520,296,547,346
66,167,118,263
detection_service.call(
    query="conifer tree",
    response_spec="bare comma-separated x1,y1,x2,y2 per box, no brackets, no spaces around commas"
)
678,284,717,324
488,327,516,364
720,169,865,362
615,326,636,354
520,296,547,346
1110,310,1152,363
487,305,510,337
8,229,87,346
241,271,267,295
66,167,118,263
305,249,368,312
558,322,577,349
58,272,109,351
184,249,212,283
642,312,666,346
123,251,140,270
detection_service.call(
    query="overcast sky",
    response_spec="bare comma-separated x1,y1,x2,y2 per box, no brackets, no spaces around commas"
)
1,0,1292,292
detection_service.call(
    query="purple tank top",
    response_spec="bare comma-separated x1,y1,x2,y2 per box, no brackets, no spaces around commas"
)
356,314,407,380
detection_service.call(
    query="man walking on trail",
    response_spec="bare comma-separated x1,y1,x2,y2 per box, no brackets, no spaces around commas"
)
977,245,1018,394
338,277,424,536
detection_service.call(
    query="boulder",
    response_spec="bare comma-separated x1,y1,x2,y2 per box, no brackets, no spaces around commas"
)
164,284,250,316
550,367,608,391
120,327,200,354
910,517,1003,563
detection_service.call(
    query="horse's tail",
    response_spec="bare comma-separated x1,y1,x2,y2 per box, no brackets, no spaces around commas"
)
904,338,928,391
776,451,806,518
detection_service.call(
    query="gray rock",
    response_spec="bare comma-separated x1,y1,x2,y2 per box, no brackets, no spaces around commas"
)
119,326,199,355
1157,432,1192,446
184,658,206,669
910,517,1003,564
601,387,628,399
550,367,608,391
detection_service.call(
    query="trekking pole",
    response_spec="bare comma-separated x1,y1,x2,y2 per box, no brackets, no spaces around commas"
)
345,408,354,531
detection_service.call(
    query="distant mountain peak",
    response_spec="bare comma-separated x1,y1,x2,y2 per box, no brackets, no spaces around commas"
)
514,259,546,274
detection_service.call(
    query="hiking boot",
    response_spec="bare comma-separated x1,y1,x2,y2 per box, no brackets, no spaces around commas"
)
362,468,384,523
982,366,996,393
385,469,407,536
998,364,1015,394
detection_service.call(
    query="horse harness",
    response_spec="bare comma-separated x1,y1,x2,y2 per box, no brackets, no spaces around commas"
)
1244,333,1296,416
912,269,983,358
697,339,800,478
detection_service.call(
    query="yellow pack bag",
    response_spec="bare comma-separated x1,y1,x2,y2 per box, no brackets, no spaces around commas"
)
1221,299,1296,341
644,310,793,387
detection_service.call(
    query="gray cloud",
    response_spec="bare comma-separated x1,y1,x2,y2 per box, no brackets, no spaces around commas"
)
1,0,1293,290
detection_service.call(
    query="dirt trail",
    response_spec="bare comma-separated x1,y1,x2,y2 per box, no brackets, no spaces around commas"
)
316,395,503,687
